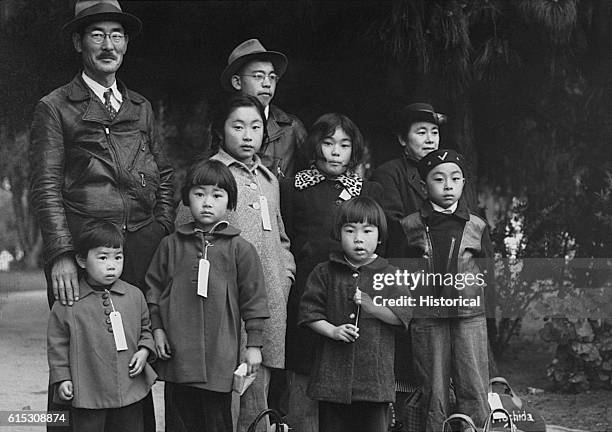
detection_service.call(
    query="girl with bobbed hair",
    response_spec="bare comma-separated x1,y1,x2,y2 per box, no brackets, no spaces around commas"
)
280,113,383,431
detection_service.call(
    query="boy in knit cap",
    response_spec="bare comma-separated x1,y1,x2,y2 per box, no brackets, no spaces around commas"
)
398,149,493,431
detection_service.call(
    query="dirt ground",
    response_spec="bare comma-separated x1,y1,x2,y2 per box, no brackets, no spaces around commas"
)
496,338,612,432
1,271,610,431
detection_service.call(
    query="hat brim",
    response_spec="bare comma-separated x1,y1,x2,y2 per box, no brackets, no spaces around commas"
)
62,11,142,37
220,51,288,92
395,109,447,134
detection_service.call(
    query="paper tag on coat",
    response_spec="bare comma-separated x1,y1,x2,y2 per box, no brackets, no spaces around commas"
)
197,258,210,298
259,196,272,231
339,189,352,201
110,311,128,351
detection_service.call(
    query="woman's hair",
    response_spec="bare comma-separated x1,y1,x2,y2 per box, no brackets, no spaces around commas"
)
75,220,124,258
306,113,365,170
212,94,268,149
331,196,388,242
181,159,238,209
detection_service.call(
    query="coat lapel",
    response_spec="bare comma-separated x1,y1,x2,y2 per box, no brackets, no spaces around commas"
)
402,155,427,200
266,110,284,142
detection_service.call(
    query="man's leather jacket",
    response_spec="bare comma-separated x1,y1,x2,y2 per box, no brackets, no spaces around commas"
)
30,74,174,265
259,104,307,178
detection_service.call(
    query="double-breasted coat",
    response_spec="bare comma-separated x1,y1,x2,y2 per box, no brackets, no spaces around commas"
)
211,149,296,369
280,169,383,374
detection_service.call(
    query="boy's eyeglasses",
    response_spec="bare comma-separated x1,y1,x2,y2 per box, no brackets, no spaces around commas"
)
240,72,279,83
88,31,125,44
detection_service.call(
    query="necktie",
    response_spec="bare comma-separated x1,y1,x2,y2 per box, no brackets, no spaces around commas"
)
103,89,118,120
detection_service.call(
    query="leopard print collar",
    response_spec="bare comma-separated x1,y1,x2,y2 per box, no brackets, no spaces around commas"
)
294,167,363,197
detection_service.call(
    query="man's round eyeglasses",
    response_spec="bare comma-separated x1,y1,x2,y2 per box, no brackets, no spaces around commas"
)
240,72,279,83
88,31,125,44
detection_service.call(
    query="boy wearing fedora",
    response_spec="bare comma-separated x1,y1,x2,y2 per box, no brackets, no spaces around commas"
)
221,38,307,178
29,1,174,430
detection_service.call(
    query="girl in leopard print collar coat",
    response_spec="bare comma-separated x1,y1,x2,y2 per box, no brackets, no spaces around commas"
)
280,113,383,430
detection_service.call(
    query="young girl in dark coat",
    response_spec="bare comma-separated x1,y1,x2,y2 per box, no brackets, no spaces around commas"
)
145,160,270,432
280,113,383,431
298,197,411,432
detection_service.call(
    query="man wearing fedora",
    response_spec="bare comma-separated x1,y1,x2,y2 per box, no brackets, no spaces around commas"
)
221,38,307,178
29,1,174,430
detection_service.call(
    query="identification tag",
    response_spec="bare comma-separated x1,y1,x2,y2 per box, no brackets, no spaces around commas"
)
339,189,352,201
259,196,272,231
197,258,210,298
110,311,128,351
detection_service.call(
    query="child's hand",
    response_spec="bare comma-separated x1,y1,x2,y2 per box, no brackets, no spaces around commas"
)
332,323,359,342
128,348,149,378
153,328,172,360
243,347,262,375
58,380,73,401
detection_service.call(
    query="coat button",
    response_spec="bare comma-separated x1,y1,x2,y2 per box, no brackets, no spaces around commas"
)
103,300,110,306
107,327,113,333
104,309,111,315
102,293,109,299
252,202,261,210
250,182,258,190
335,199,342,206
106,318,111,324
197,252,203,258
335,183,342,189
349,313,356,319
352,273,358,278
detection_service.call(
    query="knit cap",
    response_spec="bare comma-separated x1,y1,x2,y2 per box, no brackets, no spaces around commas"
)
417,149,465,180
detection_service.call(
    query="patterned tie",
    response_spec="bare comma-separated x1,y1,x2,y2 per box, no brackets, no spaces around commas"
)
103,89,118,120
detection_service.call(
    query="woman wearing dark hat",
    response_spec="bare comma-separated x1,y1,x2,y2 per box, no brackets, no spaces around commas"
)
370,102,445,431
371,102,446,255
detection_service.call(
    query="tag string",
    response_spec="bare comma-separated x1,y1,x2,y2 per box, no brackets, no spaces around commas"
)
252,172,267,208
204,240,213,259
195,231,213,259
194,221,228,259
105,289,117,312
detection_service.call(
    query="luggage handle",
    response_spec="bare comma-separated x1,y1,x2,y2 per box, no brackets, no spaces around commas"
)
246,408,289,432
442,413,478,432
483,407,517,432
489,376,522,408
